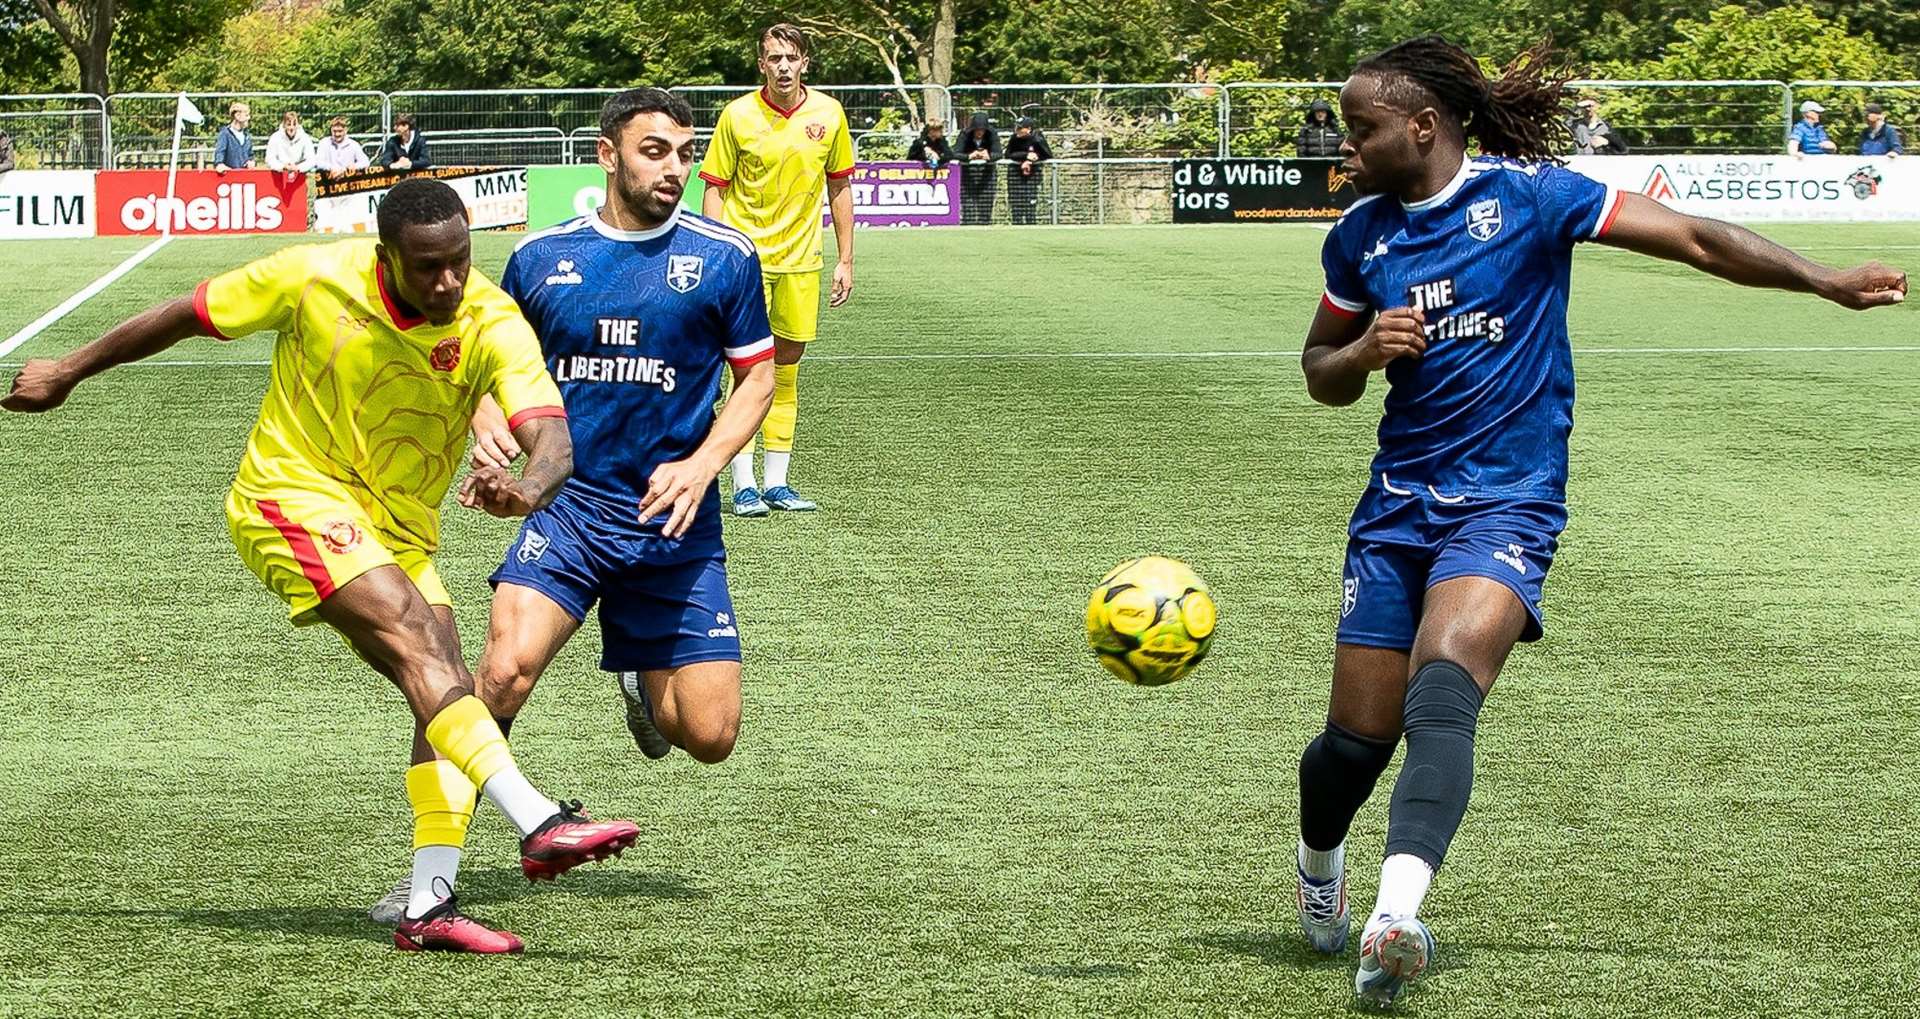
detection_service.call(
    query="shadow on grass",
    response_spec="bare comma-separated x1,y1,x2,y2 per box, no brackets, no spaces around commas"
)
1191,928,1722,973
0,869,707,947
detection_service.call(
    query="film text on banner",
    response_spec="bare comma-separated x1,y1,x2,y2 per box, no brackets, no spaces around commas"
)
314,167,528,234
1567,154,1919,222
0,170,96,239
823,162,959,227
96,170,306,236
525,164,706,231
1171,158,1357,223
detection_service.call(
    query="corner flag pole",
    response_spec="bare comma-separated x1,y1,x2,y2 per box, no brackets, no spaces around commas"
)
0,95,203,360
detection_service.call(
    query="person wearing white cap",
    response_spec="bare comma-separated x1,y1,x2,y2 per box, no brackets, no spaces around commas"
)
1790,100,1837,158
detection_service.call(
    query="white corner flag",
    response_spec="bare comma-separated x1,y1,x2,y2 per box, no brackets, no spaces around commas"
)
175,93,204,126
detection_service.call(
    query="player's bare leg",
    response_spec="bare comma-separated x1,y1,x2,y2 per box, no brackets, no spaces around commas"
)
639,660,743,765
320,568,636,908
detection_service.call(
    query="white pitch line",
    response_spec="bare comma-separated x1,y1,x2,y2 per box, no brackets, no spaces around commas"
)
0,235,173,360
6,344,1920,371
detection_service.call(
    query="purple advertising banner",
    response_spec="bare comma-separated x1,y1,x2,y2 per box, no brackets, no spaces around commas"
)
823,162,961,227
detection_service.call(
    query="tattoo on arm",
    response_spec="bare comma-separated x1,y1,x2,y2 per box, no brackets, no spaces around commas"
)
511,416,573,509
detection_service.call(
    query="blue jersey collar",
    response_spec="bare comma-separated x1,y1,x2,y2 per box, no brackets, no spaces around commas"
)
1402,154,1471,213
590,204,682,243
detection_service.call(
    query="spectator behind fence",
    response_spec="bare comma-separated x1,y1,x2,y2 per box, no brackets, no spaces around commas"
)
374,113,432,171
0,130,13,174
1860,103,1905,157
908,119,956,168
1789,100,1837,157
316,116,370,177
1569,98,1628,154
1004,117,1053,225
1296,99,1344,157
214,102,253,173
958,112,1000,225
265,111,317,184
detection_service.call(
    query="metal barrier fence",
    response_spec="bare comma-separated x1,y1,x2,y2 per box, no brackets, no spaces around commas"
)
0,93,107,170
948,84,1222,158
2,81,1915,172
104,91,386,168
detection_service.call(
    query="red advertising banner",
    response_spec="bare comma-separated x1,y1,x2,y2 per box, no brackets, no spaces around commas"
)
96,170,308,236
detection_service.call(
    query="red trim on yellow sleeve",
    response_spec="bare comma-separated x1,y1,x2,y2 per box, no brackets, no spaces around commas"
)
698,171,730,188
193,280,230,339
506,405,568,430
728,347,776,370
826,166,857,179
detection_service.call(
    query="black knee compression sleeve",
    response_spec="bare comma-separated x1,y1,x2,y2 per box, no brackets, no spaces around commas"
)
1384,659,1484,871
1299,719,1398,851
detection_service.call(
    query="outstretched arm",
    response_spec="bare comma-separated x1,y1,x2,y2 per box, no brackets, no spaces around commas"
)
638,357,774,538
2,295,210,412
1600,193,1907,309
458,414,572,518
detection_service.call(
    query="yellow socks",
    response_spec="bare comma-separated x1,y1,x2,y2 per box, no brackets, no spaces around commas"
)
423,695,515,788
405,760,475,850
763,362,799,454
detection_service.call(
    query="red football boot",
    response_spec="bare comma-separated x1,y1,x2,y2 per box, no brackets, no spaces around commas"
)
520,800,641,882
391,895,525,954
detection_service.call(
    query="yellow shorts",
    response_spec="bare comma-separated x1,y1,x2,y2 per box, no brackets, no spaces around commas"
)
763,270,820,343
226,488,450,625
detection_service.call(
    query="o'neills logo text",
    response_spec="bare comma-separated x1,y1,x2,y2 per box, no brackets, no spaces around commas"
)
118,183,284,232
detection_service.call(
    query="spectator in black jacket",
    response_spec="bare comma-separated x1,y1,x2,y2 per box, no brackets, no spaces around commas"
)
908,119,956,168
1004,117,1053,225
1296,99,1344,157
374,113,433,171
958,112,1000,225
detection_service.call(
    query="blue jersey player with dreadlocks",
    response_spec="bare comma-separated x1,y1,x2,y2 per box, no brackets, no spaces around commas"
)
367,88,777,935
1289,37,1907,1005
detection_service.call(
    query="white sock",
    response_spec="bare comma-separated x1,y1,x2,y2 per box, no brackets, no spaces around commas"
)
763,450,791,490
404,845,461,919
1366,853,1434,937
1298,838,1344,882
481,764,557,835
731,449,757,493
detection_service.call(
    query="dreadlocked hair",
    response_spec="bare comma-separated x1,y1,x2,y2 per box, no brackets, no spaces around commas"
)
1354,35,1574,162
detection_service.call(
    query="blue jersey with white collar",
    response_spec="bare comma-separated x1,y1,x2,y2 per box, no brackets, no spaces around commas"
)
1319,156,1622,501
503,208,773,546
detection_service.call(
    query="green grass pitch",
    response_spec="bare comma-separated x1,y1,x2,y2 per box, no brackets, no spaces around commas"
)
0,223,1916,1017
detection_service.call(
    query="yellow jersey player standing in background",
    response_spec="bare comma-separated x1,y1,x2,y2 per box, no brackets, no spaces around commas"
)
701,22,856,516
2,179,642,955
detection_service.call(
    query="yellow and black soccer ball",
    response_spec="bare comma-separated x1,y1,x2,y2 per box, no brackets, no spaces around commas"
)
1085,556,1218,686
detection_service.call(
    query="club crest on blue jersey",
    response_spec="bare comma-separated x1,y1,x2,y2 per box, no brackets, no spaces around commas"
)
667,254,704,294
1465,198,1502,241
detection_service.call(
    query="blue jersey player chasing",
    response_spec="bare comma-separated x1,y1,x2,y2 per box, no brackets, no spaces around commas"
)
367,88,776,932
1289,37,1908,1006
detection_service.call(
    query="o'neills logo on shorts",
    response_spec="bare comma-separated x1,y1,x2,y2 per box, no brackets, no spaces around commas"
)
96,170,309,236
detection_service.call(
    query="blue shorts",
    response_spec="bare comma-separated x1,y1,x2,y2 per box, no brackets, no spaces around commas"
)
489,495,740,673
1337,477,1567,650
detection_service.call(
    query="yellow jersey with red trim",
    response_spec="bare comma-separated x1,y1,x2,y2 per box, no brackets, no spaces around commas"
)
195,238,563,553
699,86,855,274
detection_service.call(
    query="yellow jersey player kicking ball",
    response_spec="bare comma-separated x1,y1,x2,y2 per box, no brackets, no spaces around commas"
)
1,178,642,955
701,22,856,515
